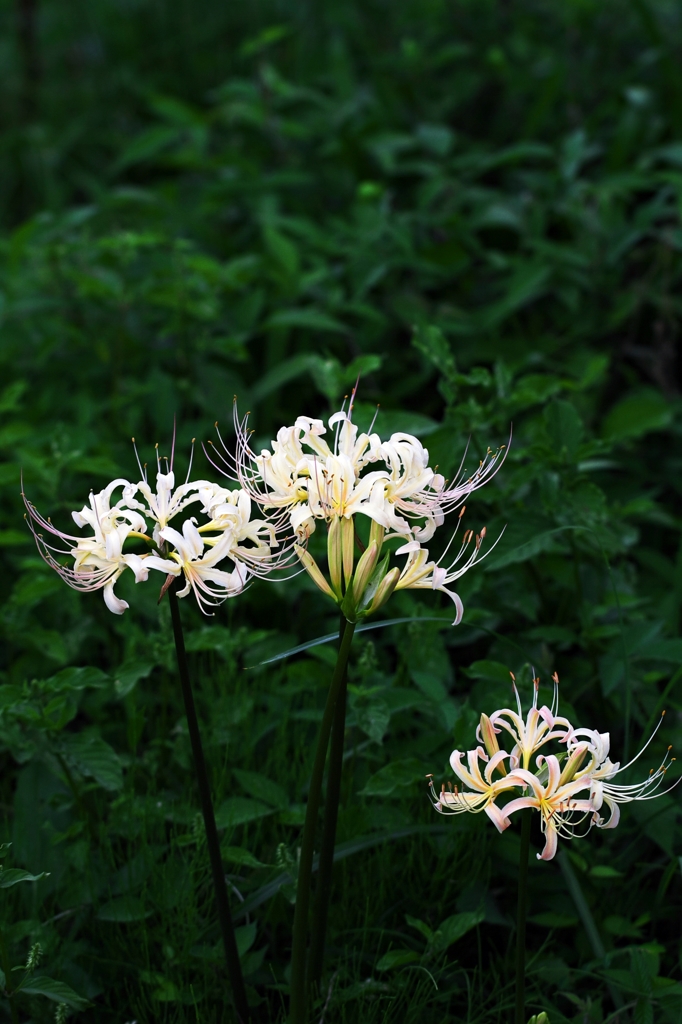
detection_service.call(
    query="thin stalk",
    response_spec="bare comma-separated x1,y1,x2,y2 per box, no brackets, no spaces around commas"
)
168,582,250,1024
0,920,19,1024
289,617,356,1024
307,618,349,990
515,809,532,1024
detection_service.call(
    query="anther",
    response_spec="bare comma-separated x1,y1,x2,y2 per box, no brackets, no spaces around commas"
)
459,505,466,518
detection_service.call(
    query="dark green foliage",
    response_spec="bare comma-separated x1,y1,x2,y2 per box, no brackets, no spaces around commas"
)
0,0,681,1020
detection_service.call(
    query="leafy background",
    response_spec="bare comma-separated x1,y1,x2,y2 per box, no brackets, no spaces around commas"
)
0,0,681,1020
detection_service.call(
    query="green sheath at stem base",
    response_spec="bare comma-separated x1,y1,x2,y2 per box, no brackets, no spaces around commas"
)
289,617,356,1024
168,582,251,1024
515,809,532,1024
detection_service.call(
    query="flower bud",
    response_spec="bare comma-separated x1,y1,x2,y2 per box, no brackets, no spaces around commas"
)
558,744,588,787
480,713,506,775
341,516,354,588
327,517,343,598
352,541,379,604
294,544,337,601
364,566,400,616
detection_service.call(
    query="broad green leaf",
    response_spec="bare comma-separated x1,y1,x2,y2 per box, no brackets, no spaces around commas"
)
235,922,257,958
432,909,485,951
61,731,123,791
113,660,153,698
221,846,269,869
544,400,583,459
0,868,47,888
214,797,274,829
18,976,89,1009
360,757,429,797
232,769,288,810
602,388,673,441
376,949,421,970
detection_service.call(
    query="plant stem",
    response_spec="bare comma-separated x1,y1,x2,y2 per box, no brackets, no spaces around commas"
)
515,808,532,1024
168,582,250,1024
0,920,18,1024
307,618,349,990
289,617,356,1024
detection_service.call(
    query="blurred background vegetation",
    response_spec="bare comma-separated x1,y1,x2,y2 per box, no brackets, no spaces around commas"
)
0,0,681,1020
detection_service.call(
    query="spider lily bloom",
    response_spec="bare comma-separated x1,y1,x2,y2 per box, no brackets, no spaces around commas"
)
502,755,596,861
392,526,496,625
211,399,504,624
429,746,517,831
484,672,573,770
587,717,679,830
145,519,251,613
23,478,174,614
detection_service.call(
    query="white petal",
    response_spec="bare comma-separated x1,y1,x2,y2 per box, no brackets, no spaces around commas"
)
103,580,129,615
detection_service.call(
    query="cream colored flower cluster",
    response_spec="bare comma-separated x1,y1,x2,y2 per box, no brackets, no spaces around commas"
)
24,450,283,615
215,402,506,623
429,674,676,860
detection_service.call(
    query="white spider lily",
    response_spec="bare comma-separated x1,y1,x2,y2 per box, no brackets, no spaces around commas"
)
501,755,595,861
23,479,175,615
216,398,505,545
23,435,290,615
429,747,517,831
124,468,213,545
146,520,251,613
393,525,495,625
207,395,505,623
429,676,678,862
483,672,573,770
587,716,679,829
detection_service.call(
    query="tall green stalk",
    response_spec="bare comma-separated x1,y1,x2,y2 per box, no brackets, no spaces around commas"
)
515,809,532,1024
289,617,356,1024
307,618,349,990
167,581,251,1024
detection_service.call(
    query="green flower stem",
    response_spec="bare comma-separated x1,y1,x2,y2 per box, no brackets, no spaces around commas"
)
168,582,250,1024
307,618,349,990
0,920,18,1024
515,808,532,1024
289,617,356,1024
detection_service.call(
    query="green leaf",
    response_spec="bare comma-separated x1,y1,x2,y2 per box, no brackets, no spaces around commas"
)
530,911,579,928
214,797,274,829
602,388,673,441
544,400,583,459
232,769,288,810
47,666,110,691
61,731,123,791
0,868,47,888
221,846,269,869
376,949,422,970
17,976,89,1010
266,307,346,333
360,757,429,797
97,895,152,922
113,660,154,698
434,910,484,949
235,922,257,958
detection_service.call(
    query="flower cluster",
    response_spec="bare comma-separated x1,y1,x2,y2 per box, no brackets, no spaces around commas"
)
23,444,287,615
209,399,506,623
428,673,677,860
